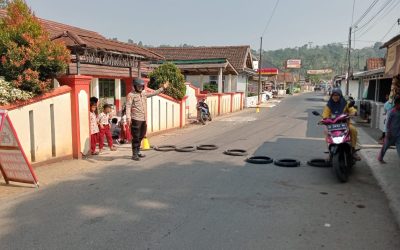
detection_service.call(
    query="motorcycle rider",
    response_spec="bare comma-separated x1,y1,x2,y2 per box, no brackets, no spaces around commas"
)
197,98,210,115
197,98,211,123
322,88,360,160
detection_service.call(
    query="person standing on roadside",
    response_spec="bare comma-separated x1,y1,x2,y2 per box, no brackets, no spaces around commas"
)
126,77,169,161
378,96,400,163
98,104,117,153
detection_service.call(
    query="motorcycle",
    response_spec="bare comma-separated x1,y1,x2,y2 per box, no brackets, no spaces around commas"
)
197,102,212,125
312,111,356,182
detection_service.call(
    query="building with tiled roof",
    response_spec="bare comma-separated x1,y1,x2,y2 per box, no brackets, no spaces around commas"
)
0,9,163,111
150,46,257,94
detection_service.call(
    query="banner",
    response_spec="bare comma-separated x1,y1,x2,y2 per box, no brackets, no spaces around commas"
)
307,69,333,75
257,68,279,75
286,59,301,69
0,110,38,187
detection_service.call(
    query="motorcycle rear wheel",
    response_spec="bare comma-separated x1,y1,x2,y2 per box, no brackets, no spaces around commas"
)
332,152,348,183
199,113,206,125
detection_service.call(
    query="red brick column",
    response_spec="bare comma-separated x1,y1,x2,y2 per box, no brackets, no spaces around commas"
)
213,93,223,116
57,75,92,159
228,93,235,113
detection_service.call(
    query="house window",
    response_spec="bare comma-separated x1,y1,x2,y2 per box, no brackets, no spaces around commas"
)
209,75,225,84
121,80,126,97
99,79,115,98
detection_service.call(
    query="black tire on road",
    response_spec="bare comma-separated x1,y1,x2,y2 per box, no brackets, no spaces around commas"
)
197,144,218,150
224,149,248,156
154,145,176,152
246,156,274,164
175,146,196,152
307,158,331,168
274,158,301,167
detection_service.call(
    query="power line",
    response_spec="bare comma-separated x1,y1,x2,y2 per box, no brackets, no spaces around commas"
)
380,20,398,41
261,0,280,37
353,0,380,27
355,0,394,32
357,0,400,38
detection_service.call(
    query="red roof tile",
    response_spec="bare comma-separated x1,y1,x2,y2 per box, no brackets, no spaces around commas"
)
0,9,163,60
150,46,254,71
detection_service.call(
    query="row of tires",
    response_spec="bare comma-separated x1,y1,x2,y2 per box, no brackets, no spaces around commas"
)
149,145,330,168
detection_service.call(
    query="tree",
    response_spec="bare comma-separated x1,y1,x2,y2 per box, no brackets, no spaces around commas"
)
0,0,70,94
127,38,134,44
148,62,186,100
138,41,143,47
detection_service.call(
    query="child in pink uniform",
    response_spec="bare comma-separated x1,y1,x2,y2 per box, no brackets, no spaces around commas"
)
98,104,117,152
89,102,99,155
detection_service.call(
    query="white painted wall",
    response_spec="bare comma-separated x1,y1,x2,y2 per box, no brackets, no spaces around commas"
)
340,79,360,100
236,74,248,92
90,78,99,98
7,92,73,163
205,95,219,118
146,95,181,133
232,93,242,112
185,84,199,118
78,90,89,155
220,95,231,114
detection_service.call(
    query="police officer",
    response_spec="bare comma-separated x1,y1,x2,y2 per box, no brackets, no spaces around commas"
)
126,77,169,161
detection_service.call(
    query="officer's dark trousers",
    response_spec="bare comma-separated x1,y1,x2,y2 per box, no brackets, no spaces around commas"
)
131,120,147,155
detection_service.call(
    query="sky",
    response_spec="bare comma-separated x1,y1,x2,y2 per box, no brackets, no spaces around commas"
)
24,0,400,51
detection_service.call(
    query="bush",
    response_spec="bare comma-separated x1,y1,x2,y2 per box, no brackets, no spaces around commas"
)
0,0,70,95
203,83,218,93
0,78,33,105
148,62,186,100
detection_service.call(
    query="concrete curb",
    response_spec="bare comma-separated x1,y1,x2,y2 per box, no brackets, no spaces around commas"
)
359,129,400,227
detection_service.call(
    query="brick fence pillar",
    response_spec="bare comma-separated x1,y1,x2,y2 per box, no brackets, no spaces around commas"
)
57,75,92,159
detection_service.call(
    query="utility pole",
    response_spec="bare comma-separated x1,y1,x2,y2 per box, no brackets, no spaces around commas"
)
346,26,352,96
258,37,263,104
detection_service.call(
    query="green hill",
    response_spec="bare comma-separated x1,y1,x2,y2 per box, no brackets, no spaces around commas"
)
255,42,386,76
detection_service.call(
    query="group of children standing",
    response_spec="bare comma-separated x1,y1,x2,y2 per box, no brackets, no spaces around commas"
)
89,97,131,155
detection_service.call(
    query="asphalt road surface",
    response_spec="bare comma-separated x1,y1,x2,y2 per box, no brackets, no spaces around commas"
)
0,93,399,250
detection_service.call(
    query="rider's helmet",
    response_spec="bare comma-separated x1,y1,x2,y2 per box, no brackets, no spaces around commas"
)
331,88,342,97
133,77,145,92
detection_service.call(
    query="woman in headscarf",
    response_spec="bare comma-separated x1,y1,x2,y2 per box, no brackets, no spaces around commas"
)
322,88,360,160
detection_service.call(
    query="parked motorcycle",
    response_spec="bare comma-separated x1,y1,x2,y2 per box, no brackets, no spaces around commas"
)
197,101,212,125
312,111,356,182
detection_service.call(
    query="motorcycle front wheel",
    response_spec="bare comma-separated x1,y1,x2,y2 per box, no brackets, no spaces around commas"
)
332,152,348,183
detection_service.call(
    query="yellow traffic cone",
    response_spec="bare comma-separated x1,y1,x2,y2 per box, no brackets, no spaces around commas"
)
141,137,151,150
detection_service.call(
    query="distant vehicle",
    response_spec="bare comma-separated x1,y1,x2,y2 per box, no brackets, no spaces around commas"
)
314,85,321,91
262,91,273,100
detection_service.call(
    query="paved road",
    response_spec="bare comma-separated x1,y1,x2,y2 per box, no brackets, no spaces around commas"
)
0,93,399,250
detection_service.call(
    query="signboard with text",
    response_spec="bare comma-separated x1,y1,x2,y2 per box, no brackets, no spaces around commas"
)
0,110,38,187
286,59,301,69
307,69,333,75
257,68,279,75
